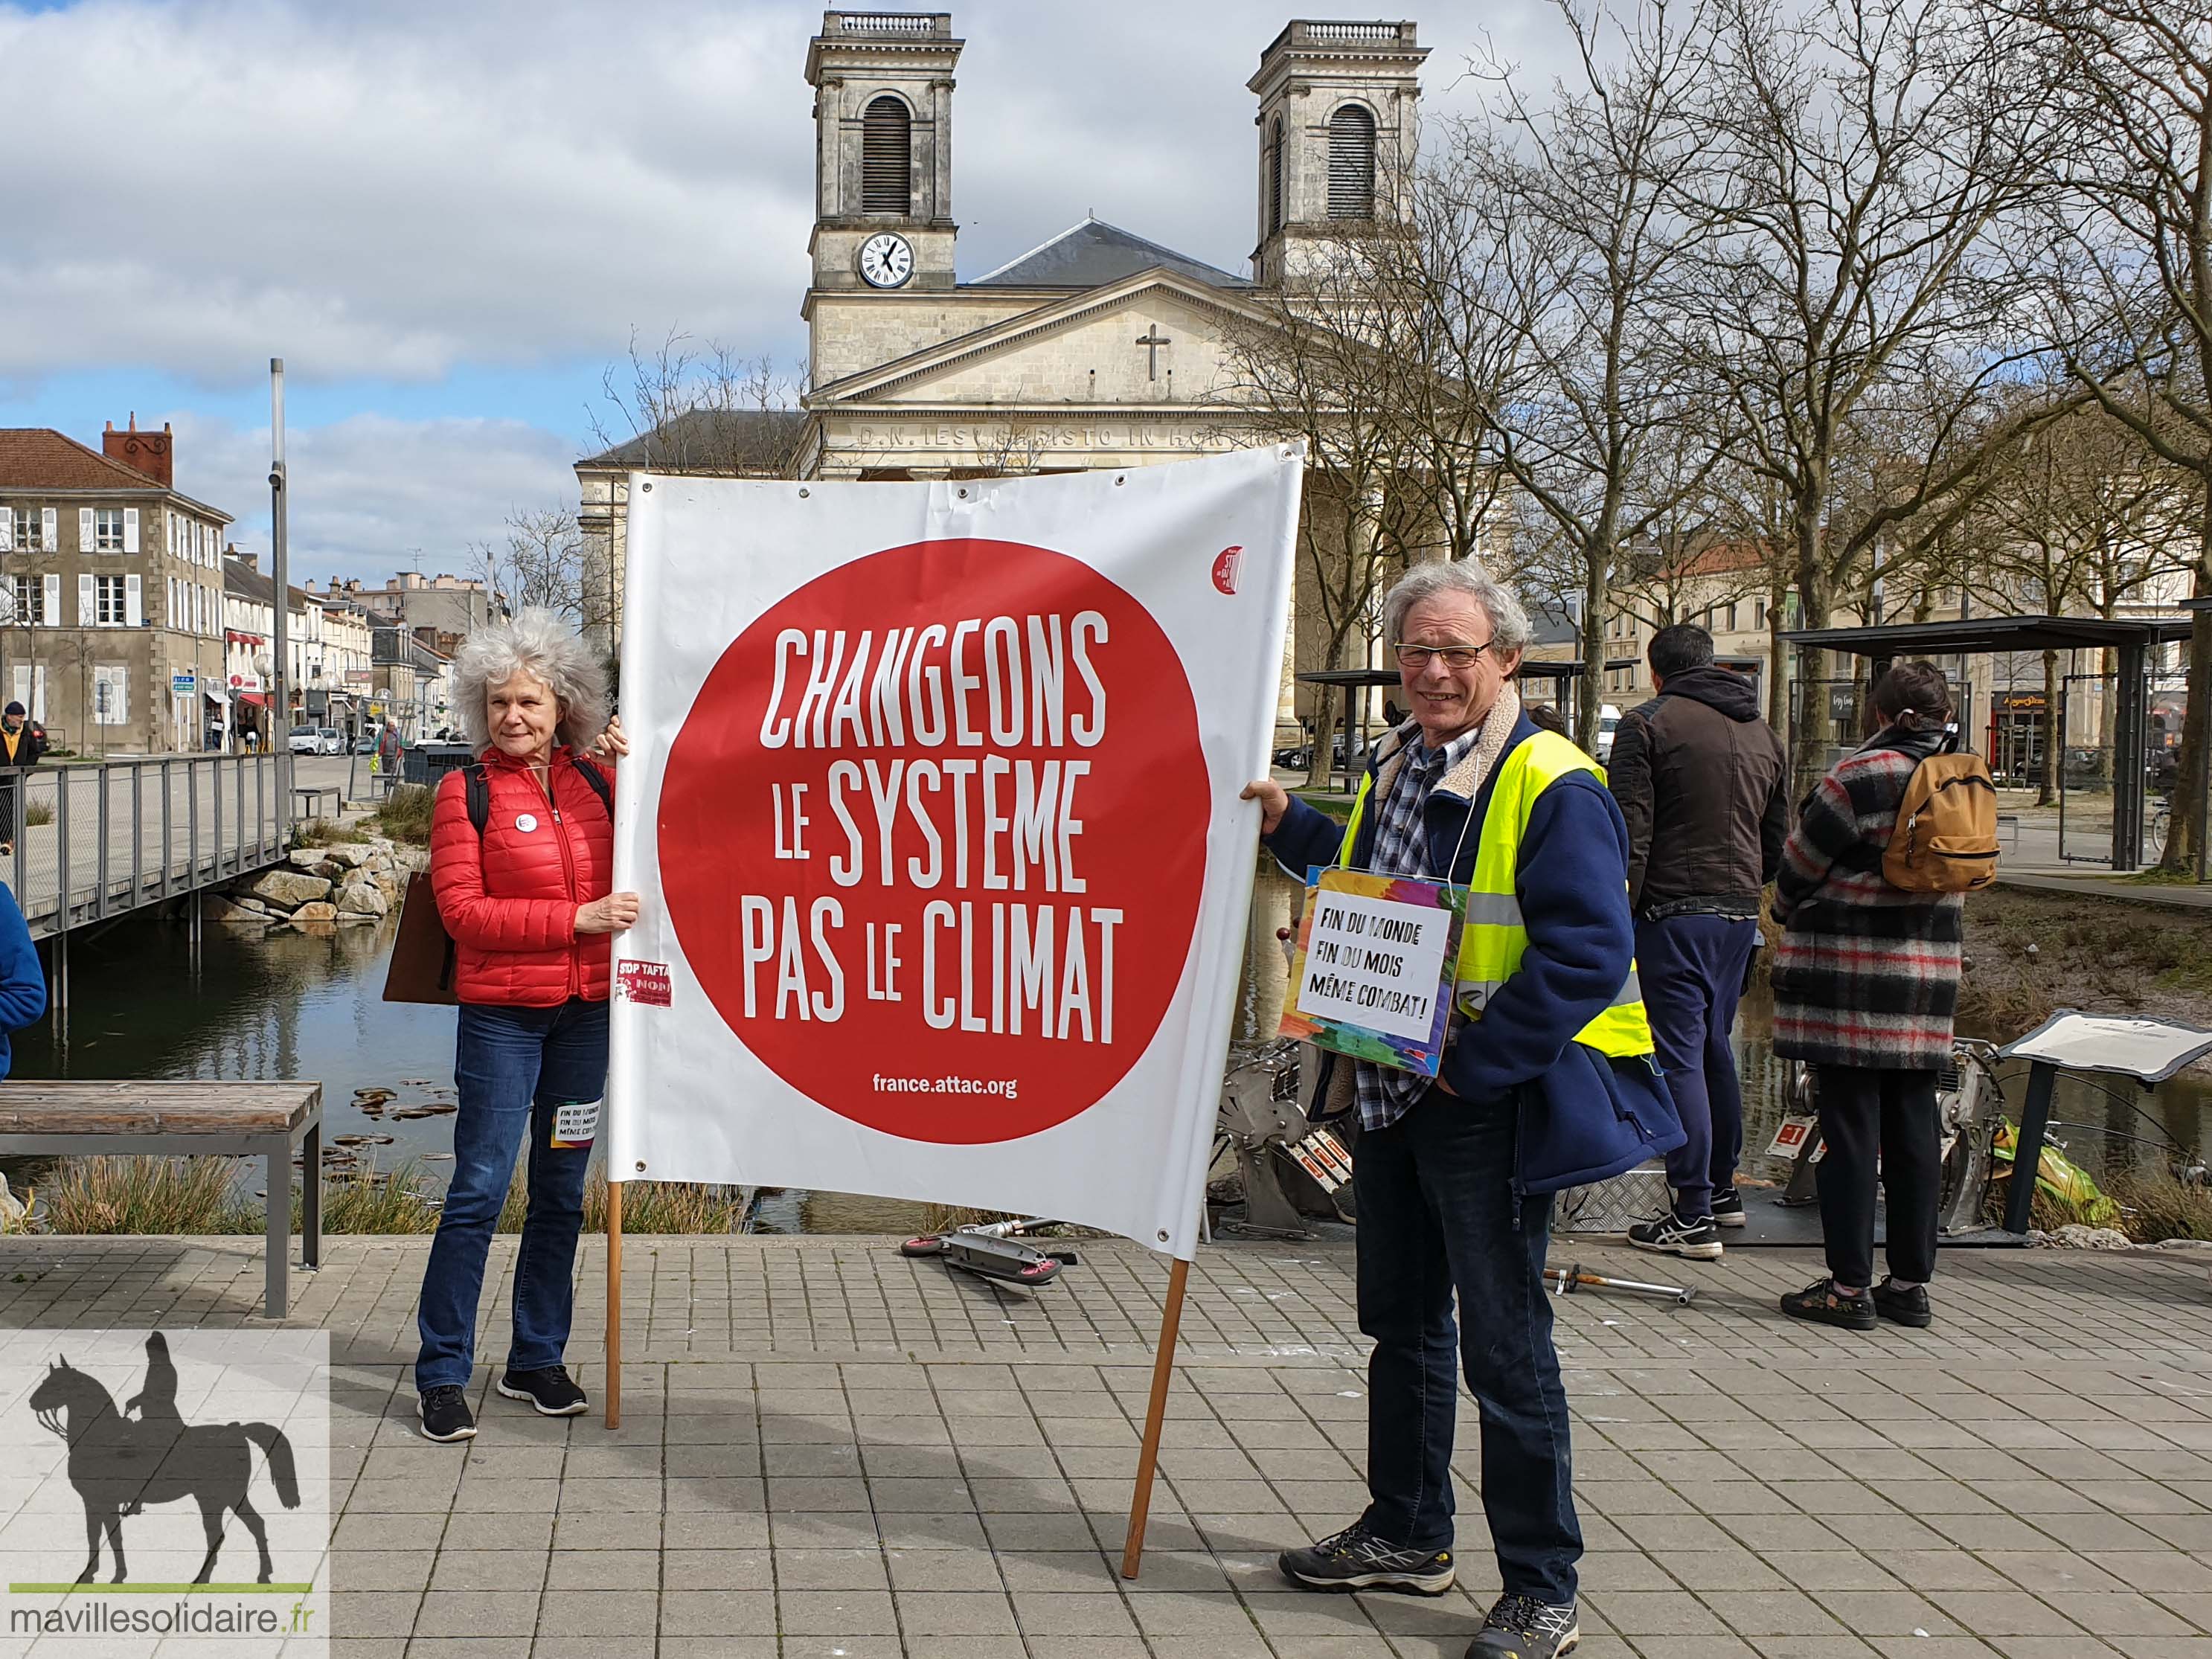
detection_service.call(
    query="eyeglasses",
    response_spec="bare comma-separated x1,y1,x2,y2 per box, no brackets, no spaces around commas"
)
1393,641,1495,672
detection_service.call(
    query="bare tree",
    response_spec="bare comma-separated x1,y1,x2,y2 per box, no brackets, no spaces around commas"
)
579,330,808,661
1681,0,2060,781
1213,247,1469,786
1972,397,2199,795
1464,0,1736,749
472,507,600,634
2017,0,2212,867
588,329,807,475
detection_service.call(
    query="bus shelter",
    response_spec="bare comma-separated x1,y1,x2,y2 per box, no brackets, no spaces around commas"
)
1781,615,2190,873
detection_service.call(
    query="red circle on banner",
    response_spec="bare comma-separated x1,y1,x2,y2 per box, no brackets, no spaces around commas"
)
658,537,1211,1143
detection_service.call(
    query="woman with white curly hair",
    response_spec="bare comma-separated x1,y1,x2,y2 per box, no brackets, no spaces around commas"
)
414,608,636,1443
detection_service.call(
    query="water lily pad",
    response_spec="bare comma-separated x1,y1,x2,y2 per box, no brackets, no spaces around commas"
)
334,1134,394,1146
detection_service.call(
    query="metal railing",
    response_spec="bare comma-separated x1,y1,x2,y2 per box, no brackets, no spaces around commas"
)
1,754,287,940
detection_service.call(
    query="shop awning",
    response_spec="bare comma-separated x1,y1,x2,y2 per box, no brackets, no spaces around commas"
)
237,692,269,707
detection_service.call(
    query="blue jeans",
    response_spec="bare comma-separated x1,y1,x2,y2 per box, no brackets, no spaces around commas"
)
414,999,605,1393
1353,1088,1581,1605
1635,914,1758,1219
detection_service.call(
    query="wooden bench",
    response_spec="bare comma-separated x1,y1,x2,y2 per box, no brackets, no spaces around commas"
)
0,1082,321,1318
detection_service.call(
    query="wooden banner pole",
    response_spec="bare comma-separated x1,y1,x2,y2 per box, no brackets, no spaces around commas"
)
605,1178,624,1430
1119,1255,1192,1580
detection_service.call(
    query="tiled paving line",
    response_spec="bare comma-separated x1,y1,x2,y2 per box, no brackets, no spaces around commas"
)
1022,1352,1431,1658
1571,1352,2212,1652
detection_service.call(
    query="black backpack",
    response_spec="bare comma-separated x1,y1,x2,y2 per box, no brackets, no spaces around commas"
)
460,757,612,835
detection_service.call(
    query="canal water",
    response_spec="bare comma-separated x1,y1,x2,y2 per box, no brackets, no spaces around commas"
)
10,871,2212,1228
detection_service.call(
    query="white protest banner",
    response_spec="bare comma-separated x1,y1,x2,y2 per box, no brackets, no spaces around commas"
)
606,447,1300,1260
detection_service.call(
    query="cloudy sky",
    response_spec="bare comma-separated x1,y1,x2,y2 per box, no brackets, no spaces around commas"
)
0,0,1551,584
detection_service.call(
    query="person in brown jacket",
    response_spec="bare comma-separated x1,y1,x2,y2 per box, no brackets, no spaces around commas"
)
1605,624,1789,1257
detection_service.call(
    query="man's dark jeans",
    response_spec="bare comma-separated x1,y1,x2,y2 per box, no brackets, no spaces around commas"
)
415,998,605,1393
1353,1087,1580,1605
1635,912,1759,1219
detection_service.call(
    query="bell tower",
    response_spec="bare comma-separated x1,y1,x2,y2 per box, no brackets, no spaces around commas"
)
806,10,963,295
1250,20,1427,289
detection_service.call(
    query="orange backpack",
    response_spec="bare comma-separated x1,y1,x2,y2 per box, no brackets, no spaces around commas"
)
1883,746,1999,893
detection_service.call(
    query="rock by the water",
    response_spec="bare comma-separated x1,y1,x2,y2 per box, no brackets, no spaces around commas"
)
321,844,374,869
205,895,270,925
249,869,333,908
337,879,388,917
289,901,340,922
287,848,331,870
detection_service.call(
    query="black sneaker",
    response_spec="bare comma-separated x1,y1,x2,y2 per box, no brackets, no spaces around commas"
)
1626,1209,1722,1260
417,1385,476,1443
1779,1276,1877,1330
1278,1522,1455,1594
1467,1593,1580,1657
1711,1188,1747,1229
1873,1278,1933,1327
497,1364,588,1416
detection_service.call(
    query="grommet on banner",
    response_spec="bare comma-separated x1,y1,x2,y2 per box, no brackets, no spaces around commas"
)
798,487,810,498
1115,475,1126,485
634,1161,646,1173
957,487,969,498
639,481,652,492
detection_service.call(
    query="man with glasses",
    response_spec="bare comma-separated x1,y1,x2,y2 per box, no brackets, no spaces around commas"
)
1243,563,1680,1659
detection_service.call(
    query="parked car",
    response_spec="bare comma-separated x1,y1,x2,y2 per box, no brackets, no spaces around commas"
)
286,725,322,755
353,734,376,754
1594,704,1623,763
316,727,344,754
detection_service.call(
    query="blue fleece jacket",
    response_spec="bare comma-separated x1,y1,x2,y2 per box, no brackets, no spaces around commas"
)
0,883,45,1079
1265,712,1684,1191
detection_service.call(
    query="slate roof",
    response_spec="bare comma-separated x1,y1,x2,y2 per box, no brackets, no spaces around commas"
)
967,218,1251,290
576,409,807,474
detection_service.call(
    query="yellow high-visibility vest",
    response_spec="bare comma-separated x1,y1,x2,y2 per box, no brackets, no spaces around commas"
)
1336,729,1654,1057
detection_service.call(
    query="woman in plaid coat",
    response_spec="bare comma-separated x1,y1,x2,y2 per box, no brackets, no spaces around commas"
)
1770,661,1963,1332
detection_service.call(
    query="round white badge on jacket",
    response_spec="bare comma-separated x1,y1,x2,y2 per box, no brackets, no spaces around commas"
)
515,813,538,833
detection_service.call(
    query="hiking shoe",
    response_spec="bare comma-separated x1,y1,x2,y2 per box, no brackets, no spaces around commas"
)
1278,1522,1455,1594
1466,1593,1580,1657
1873,1278,1933,1328
1626,1210,1722,1260
497,1364,588,1416
1780,1276,1877,1330
417,1386,476,1443
1711,1188,1747,1229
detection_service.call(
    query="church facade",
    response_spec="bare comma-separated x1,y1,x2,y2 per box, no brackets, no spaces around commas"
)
582,10,1430,732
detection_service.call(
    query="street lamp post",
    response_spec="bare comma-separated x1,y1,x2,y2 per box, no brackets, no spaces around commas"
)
270,359,292,820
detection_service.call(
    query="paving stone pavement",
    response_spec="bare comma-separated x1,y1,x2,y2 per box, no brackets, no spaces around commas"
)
6,1230,2212,1658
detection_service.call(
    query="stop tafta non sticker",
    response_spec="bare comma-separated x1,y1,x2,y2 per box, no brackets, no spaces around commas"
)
606,447,1300,1257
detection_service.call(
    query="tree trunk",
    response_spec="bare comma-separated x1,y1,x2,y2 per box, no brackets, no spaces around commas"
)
2037,647,2059,808
1575,548,1609,755
2161,484,2212,873
1791,541,1835,796
1766,574,1789,732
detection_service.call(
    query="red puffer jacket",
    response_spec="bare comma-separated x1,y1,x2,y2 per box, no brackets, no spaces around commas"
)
430,747,616,1007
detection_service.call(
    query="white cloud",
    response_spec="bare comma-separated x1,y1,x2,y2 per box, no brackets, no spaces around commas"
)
167,409,577,585
0,0,820,386
0,0,1542,393
4,0,1571,585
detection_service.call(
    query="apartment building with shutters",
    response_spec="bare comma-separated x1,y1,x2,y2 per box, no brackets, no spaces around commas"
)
0,420,232,753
